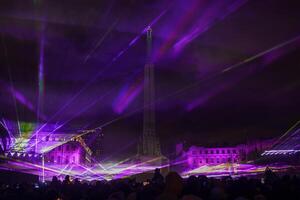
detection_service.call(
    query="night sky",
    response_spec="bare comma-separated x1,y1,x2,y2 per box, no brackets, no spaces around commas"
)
0,0,299,157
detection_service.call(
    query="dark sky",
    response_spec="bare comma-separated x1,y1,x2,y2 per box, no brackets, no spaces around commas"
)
0,0,299,157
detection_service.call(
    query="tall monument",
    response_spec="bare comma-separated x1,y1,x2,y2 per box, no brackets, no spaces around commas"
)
138,26,161,157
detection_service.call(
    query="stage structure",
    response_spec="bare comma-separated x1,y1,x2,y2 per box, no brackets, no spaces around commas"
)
261,120,300,164
2,120,103,166
1,120,173,181
137,27,168,167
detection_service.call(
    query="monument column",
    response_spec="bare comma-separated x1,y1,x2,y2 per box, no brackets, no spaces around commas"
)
140,26,161,157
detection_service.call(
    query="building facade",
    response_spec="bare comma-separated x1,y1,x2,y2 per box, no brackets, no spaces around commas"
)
4,121,103,165
186,146,241,168
45,141,85,165
177,139,275,169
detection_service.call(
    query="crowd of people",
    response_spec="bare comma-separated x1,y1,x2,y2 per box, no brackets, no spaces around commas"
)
0,168,299,200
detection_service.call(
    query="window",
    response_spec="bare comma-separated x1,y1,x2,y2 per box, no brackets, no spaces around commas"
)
216,150,219,154
206,158,209,163
216,158,219,163
227,149,231,154
65,156,69,164
210,150,214,154
58,156,61,164
228,158,232,162
233,149,236,153
50,156,54,163
193,159,197,165
205,150,208,154
211,158,214,163
192,150,197,155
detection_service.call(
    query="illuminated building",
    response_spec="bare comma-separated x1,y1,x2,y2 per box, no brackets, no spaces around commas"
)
176,139,274,169
44,141,85,165
186,146,241,168
3,120,102,165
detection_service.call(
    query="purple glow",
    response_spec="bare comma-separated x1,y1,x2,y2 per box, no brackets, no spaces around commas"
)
0,128,293,182
185,146,241,168
1,1,299,185
173,0,248,54
1,153,169,181
0,80,47,120
28,9,168,142
179,139,273,170
113,76,143,114
37,30,45,122
129,37,139,46
45,142,84,164
110,8,168,65
181,163,289,178
107,10,169,114
187,66,254,111
8,86,35,112
29,90,111,147
186,33,300,111
153,0,203,62
1,151,297,182
0,119,14,151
